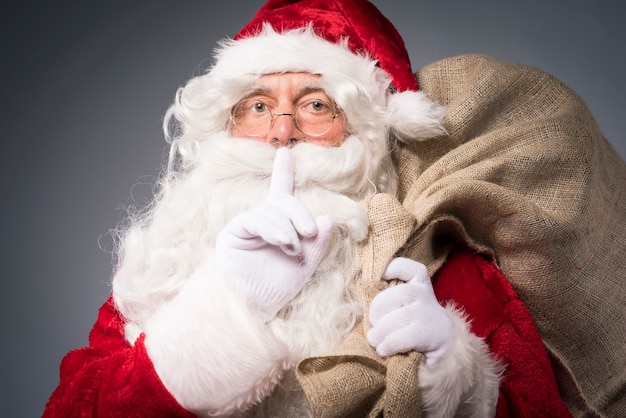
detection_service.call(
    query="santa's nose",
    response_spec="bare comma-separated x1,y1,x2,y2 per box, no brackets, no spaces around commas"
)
267,113,305,147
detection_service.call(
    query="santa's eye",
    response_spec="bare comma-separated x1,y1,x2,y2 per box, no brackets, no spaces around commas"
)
233,99,271,121
312,101,324,110
251,101,267,113
300,99,333,115
307,100,328,113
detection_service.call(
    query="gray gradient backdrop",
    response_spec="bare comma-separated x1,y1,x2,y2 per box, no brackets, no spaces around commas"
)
2,1,624,416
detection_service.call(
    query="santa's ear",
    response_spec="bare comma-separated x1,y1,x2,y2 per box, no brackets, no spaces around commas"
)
387,91,447,142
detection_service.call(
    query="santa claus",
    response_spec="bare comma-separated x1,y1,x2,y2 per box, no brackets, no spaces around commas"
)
106,8,500,412
46,0,625,417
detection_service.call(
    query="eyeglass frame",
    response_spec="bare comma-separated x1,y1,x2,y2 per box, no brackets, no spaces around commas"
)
229,97,341,138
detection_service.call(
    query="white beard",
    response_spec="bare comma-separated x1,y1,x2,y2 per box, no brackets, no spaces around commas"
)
112,132,388,416
113,132,385,349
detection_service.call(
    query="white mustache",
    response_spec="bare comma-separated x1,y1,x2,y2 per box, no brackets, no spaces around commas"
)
188,133,372,241
194,133,371,191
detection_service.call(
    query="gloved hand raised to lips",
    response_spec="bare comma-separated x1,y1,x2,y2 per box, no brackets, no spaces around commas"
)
215,147,335,321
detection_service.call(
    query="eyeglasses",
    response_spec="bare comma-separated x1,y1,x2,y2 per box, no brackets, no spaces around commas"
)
230,98,339,137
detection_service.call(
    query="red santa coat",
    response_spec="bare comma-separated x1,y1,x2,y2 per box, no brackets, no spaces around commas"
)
44,247,570,417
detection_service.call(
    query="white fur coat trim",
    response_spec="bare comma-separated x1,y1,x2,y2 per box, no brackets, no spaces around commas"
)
419,304,504,418
142,255,297,417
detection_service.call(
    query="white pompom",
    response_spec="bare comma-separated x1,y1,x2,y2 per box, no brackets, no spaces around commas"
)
387,91,447,142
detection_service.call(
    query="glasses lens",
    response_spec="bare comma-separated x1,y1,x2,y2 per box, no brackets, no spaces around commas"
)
296,99,336,137
232,99,272,136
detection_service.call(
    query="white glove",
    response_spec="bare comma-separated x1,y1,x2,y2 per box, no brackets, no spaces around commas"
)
215,147,335,321
367,257,453,368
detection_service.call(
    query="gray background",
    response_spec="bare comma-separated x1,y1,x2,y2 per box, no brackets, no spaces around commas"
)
2,1,624,416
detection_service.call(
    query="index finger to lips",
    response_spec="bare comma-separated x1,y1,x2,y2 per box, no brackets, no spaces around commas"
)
270,147,294,197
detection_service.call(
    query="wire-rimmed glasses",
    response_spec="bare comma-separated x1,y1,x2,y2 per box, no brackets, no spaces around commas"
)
231,98,339,138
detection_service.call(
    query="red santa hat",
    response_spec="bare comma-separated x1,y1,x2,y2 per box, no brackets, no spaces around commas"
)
236,0,418,93
205,0,446,142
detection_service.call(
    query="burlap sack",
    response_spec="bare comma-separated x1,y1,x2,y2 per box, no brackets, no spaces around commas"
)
298,54,626,417
297,193,424,417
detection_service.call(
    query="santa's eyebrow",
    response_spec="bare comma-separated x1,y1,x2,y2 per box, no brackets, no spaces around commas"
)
240,85,270,99
240,82,329,100
295,83,327,97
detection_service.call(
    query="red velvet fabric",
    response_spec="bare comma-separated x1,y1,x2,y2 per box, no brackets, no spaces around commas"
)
44,247,571,416
235,0,419,92
43,298,195,417
433,248,572,417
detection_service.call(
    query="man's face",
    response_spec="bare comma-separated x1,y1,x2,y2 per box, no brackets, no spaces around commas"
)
230,73,346,147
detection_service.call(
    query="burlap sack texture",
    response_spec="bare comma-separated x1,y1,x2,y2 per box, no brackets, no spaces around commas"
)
297,193,424,417
297,54,626,417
